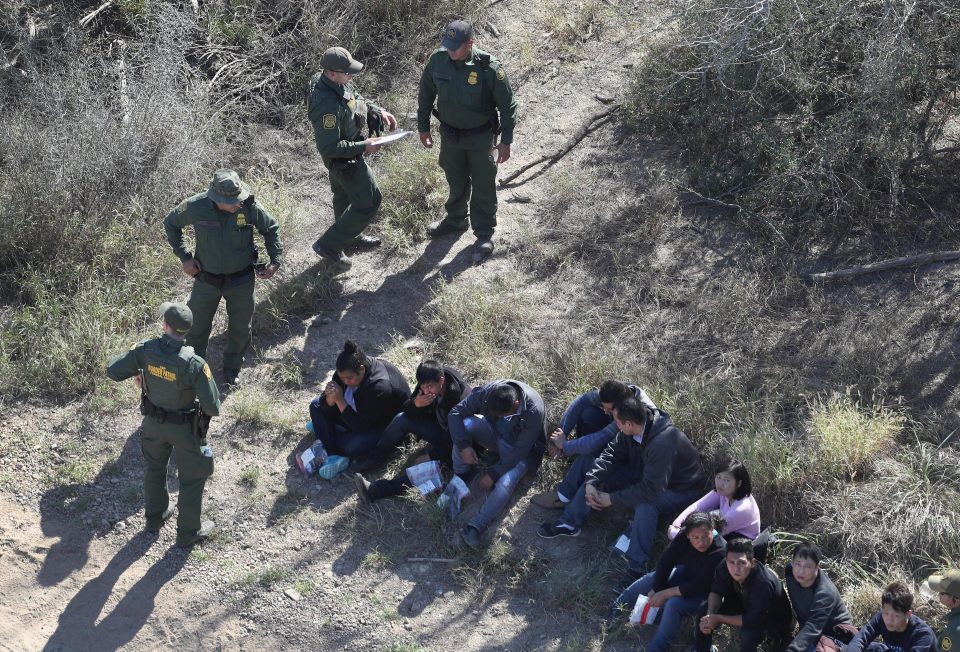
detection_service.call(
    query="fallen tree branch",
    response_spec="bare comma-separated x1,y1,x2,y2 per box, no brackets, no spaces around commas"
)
680,189,741,212
79,0,113,27
406,557,456,563
808,250,960,283
499,108,614,186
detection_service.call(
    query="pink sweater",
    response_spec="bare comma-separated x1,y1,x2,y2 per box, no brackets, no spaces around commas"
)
668,490,761,540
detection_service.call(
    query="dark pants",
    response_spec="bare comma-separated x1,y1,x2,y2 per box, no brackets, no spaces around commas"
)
574,404,612,442
693,597,791,652
438,130,497,238
316,159,382,253
309,397,381,460
187,275,255,370
367,474,413,501
369,412,451,463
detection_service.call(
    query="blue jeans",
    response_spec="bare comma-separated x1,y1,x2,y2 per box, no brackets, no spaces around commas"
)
610,566,706,652
372,412,449,460
571,402,611,437
309,397,381,459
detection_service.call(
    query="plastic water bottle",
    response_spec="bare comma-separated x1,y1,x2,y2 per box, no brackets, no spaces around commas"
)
201,443,213,458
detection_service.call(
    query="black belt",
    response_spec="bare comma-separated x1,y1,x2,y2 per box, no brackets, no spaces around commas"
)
197,265,255,289
439,121,493,139
141,395,195,425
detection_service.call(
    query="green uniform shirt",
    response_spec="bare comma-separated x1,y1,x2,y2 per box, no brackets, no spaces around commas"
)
308,73,381,166
106,334,221,416
940,607,960,652
417,47,517,145
163,193,283,275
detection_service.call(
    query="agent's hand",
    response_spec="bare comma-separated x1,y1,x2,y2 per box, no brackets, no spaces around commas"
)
182,258,201,277
256,263,279,280
495,143,511,164
381,110,398,132
363,140,382,155
459,446,479,466
478,474,494,491
419,132,433,148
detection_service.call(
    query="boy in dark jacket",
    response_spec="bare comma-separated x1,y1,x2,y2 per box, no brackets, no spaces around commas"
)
352,360,471,472
696,538,794,652
538,396,706,575
846,582,937,652
785,542,855,652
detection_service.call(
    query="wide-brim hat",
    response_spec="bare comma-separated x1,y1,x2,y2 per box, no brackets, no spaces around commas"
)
207,168,251,206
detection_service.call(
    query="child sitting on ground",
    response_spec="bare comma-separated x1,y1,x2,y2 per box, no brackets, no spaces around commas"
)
846,581,937,652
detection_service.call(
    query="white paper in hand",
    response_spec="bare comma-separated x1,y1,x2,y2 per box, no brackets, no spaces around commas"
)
629,593,660,625
370,130,413,146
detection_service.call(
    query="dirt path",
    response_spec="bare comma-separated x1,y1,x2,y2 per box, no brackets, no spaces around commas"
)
1,2,659,650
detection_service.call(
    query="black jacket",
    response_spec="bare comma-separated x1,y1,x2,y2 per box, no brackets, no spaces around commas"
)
711,560,793,632
785,564,853,652
586,409,707,507
655,532,726,598
321,358,411,432
402,366,472,431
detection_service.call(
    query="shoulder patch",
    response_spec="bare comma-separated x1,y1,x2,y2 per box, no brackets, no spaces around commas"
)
942,637,952,651
496,67,505,81
323,114,336,129
202,362,213,380
176,201,188,215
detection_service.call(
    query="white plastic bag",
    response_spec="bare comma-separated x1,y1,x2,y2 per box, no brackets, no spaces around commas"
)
629,593,660,625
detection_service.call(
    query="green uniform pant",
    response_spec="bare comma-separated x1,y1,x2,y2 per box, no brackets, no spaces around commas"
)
141,418,213,538
186,276,255,371
439,130,498,238
317,159,382,253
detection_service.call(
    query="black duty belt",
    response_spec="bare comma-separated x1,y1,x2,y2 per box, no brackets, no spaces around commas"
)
141,395,196,425
197,265,255,289
439,121,493,139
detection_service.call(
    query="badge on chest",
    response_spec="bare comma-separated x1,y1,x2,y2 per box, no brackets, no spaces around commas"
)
468,71,478,85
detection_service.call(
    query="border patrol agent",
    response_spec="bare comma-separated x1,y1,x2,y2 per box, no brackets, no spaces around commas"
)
417,20,517,256
308,46,398,269
926,570,960,652
106,302,221,547
163,169,283,386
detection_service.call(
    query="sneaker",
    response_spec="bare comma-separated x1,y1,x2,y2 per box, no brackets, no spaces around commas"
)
460,524,483,548
312,239,352,269
531,490,565,510
223,368,241,386
145,506,175,533
353,473,372,504
428,219,468,238
176,520,216,548
537,521,580,539
345,233,381,250
475,238,494,256
318,455,350,480
305,421,315,435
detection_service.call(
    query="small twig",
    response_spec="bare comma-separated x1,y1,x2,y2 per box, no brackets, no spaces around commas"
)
116,40,130,126
681,189,741,212
406,557,456,563
486,22,501,37
807,250,960,283
499,109,615,186
79,0,113,27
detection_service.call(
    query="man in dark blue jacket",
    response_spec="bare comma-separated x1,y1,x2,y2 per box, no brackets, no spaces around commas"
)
538,396,706,575
448,380,546,547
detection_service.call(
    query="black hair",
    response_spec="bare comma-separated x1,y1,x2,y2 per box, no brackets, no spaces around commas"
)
681,511,725,537
415,360,444,384
598,380,632,405
792,542,822,565
613,396,648,426
726,537,755,560
486,383,519,416
335,340,369,374
716,459,753,500
882,581,913,613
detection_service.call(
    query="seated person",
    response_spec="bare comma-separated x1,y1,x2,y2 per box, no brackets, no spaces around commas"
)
533,379,655,509
923,569,960,652
847,582,937,652
448,380,547,548
538,396,706,576
695,537,793,652
308,340,410,462
609,511,727,652
784,542,855,652
351,359,471,473
669,459,760,541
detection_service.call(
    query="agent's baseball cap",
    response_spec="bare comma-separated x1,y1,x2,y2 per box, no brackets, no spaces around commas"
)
160,302,193,334
207,169,251,206
441,20,473,50
321,46,364,73
925,569,960,599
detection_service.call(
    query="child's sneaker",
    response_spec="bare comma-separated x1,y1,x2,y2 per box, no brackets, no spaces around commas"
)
318,455,349,480
305,421,315,435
